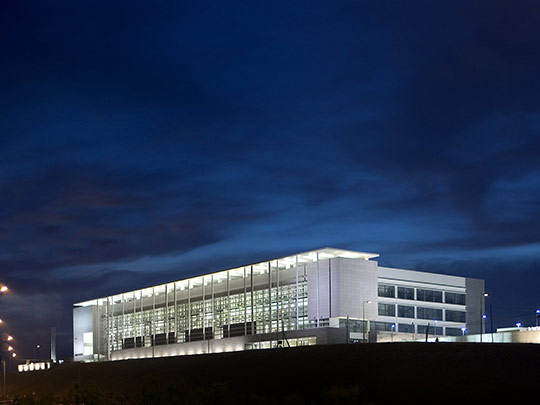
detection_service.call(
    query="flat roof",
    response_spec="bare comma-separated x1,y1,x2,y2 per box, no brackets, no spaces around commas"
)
74,247,379,307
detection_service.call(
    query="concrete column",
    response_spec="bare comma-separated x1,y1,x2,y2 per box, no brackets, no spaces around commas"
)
244,267,247,336
227,271,230,338
187,279,191,342
250,265,254,335
173,282,177,344
276,259,280,335
295,255,299,330
316,252,320,327
268,261,272,333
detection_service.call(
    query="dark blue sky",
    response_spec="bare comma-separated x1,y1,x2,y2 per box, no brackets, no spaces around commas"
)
1,1,540,359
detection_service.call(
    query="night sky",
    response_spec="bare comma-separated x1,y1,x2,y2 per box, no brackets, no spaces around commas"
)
1,1,540,359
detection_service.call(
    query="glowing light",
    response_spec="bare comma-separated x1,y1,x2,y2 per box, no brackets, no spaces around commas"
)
0,285,7,293
516,322,522,328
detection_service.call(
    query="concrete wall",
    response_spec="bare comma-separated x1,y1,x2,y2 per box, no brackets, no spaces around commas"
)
110,328,342,361
465,277,485,335
307,257,378,323
73,305,95,361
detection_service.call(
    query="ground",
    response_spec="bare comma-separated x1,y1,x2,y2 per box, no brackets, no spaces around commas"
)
5,343,540,404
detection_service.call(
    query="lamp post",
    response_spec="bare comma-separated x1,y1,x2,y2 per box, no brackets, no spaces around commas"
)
480,293,488,342
362,300,371,343
33,344,41,361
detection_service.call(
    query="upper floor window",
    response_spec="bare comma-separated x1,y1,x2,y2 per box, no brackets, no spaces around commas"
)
445,310,466,323
378,284,395,298
417,307,443,320
416,289,443,303
445,292,466,305
397,286,415,300
378,303,396,317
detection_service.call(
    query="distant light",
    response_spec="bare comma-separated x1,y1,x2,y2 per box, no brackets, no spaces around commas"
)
12,352,16,358
516,322,522,328
7,335,13,341
0,285,7,293
536,309,540,315
482,314,487,319
7,346,13,351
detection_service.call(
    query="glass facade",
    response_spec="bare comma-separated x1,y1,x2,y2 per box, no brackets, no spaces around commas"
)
98,258,316,354
106,281,309,352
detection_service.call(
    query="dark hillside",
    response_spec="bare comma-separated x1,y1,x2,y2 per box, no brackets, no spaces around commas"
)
6,343,540,404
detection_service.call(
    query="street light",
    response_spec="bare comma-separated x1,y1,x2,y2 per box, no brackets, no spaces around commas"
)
0,286,7,293
34,344,41,360
362,300,372,343
480,293,488,342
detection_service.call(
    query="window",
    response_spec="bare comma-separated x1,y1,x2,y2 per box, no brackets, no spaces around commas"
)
378,303,395,317
371,321,395,332
446,310,466,323
397,305,415,318
378,284,395,298
446,327,464,336
397,286,415,300
398,323,414,333
416,289,443,303
339,318,366,333
445,292,466,305
417,325,443,335
417,307,442,320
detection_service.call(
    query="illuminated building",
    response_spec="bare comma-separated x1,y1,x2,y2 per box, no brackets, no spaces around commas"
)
73,248,485,361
